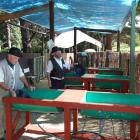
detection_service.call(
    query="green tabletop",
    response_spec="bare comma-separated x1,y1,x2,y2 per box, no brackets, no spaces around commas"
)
81,92,140,120
97,67,126,75
64,71,83,86
95,74,129,80
98,67,126,71
13,88,63,113
94,74,129,90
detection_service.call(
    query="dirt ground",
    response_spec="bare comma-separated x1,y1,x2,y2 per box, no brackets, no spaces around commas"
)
6,79,132,140
17,112,130,140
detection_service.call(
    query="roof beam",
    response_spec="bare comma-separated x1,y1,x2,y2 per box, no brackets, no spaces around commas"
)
0,3,49,22
76,27,118,33
7,21,47,35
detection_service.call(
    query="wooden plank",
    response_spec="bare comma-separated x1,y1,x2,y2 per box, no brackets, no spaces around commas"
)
55,89,86,103
0,3,49,22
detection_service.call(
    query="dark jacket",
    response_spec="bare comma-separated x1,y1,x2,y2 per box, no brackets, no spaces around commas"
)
50,58,65,79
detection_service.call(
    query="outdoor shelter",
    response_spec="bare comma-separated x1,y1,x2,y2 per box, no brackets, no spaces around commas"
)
0,0,139,92
55,30,102,51
0,0,138,32
0,1,140,140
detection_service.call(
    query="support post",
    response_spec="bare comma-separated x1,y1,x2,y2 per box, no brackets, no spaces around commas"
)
105,34,112,50
74,27,77,62
49,0,54,41
129,3,136,93
117,31,120,52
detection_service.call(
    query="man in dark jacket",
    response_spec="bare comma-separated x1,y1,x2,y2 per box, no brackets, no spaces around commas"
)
46,46,70,89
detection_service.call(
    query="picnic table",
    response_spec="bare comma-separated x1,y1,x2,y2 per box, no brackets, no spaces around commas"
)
2,89,140,140
88,67,127,75
81,73,129,92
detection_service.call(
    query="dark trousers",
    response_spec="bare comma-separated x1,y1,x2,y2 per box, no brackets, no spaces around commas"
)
51,78,64,89
15,89,30,98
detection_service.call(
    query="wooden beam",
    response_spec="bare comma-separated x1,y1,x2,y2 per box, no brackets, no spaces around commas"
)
7,22,47,35
49,0,54,40
0,3,49,22
74,27,77,62
76,27,118,33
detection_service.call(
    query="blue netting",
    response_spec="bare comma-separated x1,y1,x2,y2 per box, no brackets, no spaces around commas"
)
0,0,139,32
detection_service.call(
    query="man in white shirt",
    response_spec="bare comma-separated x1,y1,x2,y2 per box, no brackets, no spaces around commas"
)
0,47,35,140
46,46,70,89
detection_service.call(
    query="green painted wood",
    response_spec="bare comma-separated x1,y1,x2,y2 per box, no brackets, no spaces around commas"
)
81,92,140,120
94,74,129,89
13,89,63,112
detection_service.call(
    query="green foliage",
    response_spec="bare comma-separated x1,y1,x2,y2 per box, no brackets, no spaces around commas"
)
0,23,5,49
10,26,22,49
112,31,140,52
135,32,140,46
0,23,22,50
31,35,43,53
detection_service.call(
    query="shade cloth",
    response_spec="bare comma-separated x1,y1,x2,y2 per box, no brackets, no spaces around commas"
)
0,0,139,32
55,30,102,49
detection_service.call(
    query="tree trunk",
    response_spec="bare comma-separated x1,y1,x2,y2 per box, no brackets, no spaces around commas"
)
20,19,32,53
3,22,11,49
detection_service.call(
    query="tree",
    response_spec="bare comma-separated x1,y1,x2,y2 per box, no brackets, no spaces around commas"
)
20,19,32,53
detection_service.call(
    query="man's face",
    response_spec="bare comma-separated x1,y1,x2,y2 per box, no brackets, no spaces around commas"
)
7,54,19,65
54,50,62,58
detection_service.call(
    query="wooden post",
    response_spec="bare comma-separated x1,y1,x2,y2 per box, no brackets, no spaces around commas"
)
117,31,120,52
74,27,77,62
105,34,112,50
49,0,54,40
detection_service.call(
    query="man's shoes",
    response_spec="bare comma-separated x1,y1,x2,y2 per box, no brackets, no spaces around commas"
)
0,138,5,140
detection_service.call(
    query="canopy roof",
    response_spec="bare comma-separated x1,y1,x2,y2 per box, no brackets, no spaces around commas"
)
55,30,102,49
0,0,139,33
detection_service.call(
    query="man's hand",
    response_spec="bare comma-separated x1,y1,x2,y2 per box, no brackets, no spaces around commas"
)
27,85,36,91
20,76,35,91
9,89,16,97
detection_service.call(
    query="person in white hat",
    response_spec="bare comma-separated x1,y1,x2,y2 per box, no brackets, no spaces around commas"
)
46,46,70,89
0,47,35,140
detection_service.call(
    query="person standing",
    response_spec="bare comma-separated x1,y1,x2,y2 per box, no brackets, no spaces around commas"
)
46,46,70,89
0,47,35,140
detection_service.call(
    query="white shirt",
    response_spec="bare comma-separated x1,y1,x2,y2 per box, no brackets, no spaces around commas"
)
46,57,70,80
47,57,70,73
0,65,24,89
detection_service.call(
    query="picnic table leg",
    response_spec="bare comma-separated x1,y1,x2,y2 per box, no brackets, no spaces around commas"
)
13,111,21,131
73,109,78,132
5,104,13,140
25,111,31,125
121,82,129,93
130,120,136,140
138,118,140,140
83,81,90,90
64,108,71,140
